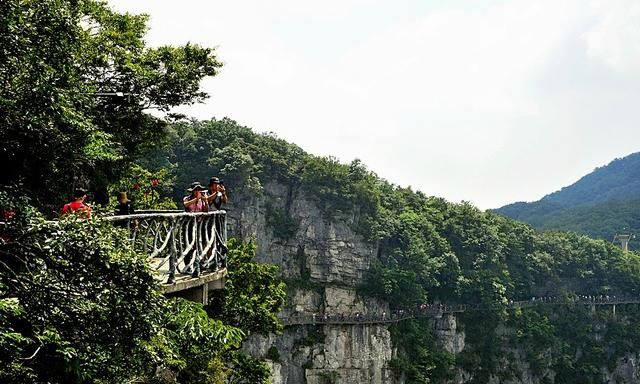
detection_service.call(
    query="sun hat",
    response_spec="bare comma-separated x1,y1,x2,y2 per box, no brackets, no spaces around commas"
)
187,181,206,193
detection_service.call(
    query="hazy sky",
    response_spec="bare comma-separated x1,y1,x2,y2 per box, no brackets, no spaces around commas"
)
108,0,640,209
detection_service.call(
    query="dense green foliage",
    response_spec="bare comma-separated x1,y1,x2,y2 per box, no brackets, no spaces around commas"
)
0,0,221,211
208,239,286,336
389,319,455,383
147,298,245,384
108,164,178,210
0,189,162,383
0,190,284,383
495,152,640,249
147,119,640,383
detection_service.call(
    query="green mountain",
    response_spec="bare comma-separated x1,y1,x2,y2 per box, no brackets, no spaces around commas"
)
494,152,640,248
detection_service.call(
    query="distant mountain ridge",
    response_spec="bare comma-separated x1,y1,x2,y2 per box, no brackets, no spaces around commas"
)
540,152,640,207
494,152,640,247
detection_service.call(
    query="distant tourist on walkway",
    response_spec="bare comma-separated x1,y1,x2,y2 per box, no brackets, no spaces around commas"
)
114,191,136,228
61,188,91,218
183,182,208,212
207,177,227,211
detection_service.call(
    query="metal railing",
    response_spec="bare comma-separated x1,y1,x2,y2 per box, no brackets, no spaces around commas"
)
105,211,227,284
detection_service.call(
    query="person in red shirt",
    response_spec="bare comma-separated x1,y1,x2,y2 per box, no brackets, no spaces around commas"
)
61,189,92,218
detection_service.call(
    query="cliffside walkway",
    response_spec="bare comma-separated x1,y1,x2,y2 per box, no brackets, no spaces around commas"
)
106,210,228,303
280,296,640,326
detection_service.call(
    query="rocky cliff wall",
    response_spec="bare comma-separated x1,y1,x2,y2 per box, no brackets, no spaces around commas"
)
228,183,394,383
227,182,374,286
242,289,395,384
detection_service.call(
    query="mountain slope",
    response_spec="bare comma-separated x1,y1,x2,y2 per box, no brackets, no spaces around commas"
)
495,152,640,247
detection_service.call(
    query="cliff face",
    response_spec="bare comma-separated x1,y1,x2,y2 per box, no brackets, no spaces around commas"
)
228,182,374,286
228,182,394,383
227,182,640,384
242,287,394,384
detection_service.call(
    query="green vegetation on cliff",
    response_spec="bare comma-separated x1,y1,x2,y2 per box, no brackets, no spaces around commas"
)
150,118,640,383
152,119,640,302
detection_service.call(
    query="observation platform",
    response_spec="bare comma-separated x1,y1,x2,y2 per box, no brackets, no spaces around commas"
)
107,210,228,304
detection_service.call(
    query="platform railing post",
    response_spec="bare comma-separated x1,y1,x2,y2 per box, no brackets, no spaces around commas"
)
168,217,177,284
222,211,227,268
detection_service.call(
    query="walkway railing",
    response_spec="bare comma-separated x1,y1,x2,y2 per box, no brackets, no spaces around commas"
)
105,211,227,284
280,296,640,326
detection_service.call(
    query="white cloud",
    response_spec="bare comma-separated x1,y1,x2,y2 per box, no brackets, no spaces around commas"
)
107,0,640,209
585,0,640,74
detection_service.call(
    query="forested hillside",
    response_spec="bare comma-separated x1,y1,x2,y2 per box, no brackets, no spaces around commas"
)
152,118,640,302
147,118,640,383
495,152,640,249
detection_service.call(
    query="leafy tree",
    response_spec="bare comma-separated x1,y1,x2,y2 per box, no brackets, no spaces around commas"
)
144,298,245,384
108,163,177,210
389,319,455,384
226,352,271,384
0,0,221,211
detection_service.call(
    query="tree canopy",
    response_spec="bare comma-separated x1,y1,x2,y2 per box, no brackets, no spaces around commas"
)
0,0,221,211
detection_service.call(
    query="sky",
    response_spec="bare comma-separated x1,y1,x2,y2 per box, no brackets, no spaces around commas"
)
107,0,640,209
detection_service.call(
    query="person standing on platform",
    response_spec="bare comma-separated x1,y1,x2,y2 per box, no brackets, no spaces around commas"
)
182,182,208,279
183,182,208,212
114,191,136,228
206,177,227,211
61,188,91,218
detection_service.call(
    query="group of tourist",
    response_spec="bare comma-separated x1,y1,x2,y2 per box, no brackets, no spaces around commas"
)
182,177,228,213
59,176,228,217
